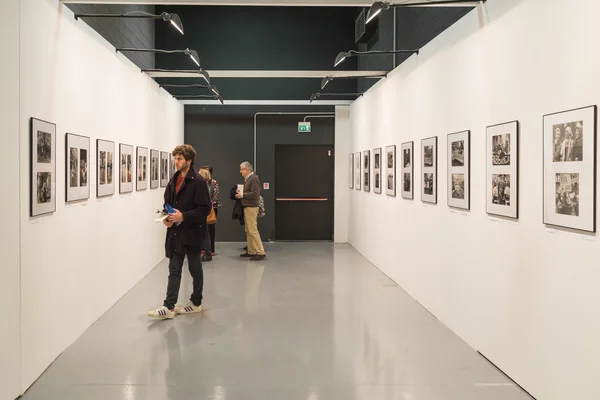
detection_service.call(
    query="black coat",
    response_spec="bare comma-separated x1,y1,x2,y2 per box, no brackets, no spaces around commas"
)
230,185,245,225
163,168,212,258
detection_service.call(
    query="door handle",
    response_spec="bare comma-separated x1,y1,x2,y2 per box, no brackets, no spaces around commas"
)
276,198,328,201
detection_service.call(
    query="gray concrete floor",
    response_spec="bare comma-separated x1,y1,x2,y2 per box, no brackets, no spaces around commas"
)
22,242,532,400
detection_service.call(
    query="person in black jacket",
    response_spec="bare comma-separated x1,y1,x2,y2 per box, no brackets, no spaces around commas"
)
148,144,211,319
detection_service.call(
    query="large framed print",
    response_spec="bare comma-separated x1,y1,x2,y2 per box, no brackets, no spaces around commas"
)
30,118,56,217
355,152,361,190
349,153,354,189
385,145,396,197
447,130,470,210
97,139,115,198
487,121,518,218
160,151,170,187
543,105,597,232
421,137,437,204
136,146,148,191
363,150,370,192
373,148,382,194
170,154,176,178
119,143,133,193
401,142,414,199
150,149,160,189
65,133,90,202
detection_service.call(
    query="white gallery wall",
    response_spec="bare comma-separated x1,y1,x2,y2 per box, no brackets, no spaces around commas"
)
0,0,21,398
19,0,184,392
334,105,351,243
347,0,600,399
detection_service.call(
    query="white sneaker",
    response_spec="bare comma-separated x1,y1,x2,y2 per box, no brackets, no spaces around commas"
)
174,301,202,315
147,306,175,319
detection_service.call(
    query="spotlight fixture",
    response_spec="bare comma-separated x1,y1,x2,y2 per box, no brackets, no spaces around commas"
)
159,83,220,96
367,0,486,24
117,48,200,67
74,11,184,34
321,74,386,90
310,92,364,103
141,68,211,85
173,94,224,105
334,49,419,67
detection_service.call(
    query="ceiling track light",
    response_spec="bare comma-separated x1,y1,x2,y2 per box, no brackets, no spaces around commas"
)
367,0,486,24
173,94,224,104
310,92,364,103
74,11,184,34
321,74,386,90
159,83,220,96
334,49,419,67
117,48,200,67
141,68,211,85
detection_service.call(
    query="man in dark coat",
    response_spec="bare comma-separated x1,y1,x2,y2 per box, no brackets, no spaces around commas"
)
148,144,211,319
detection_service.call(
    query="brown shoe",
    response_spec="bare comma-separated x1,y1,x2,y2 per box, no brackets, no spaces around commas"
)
240,252,253,257
250,254,266,261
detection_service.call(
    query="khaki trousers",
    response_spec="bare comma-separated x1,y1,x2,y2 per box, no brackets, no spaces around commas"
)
244,207,265,255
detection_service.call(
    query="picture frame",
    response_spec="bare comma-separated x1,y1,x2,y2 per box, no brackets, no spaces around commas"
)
30,117,56,217
136,147,148,191
447,130,470,210
486,121,519,218
160,151,170,187
150,149,160,189
363,150,370,192
373,148,382,194
65,133,90,203
349,153,354,189
119,143,134,193
355,152,361,190
97,139,115,198
421,137,437,204
170,153,176,178
543,105,597,232
401,141,414,199
385,145,396,197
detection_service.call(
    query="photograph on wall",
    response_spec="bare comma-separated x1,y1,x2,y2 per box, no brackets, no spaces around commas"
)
486,121,519,218
119,143,134,193
349,153,354,189
170,154,176,178
65,133,90,202
543,105,596,232
385,145,396,196
30,118,56,217
97,139,115,197
421,137,437,203
447,130,470,210
401,141,414,199
150,149,160,189
136,146,148,191
363,150,370,192
160,151,170,187
373,148,382,194
355,152,361,190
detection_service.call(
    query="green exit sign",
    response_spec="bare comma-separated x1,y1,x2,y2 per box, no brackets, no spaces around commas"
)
298,122,311,133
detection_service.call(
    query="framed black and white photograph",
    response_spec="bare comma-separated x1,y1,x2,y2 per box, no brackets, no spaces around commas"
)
97,139,115,197
136,146,148,191
421,137,437,204
30,118,56,217
160,151,170,187
401,142,414,199
119,143,133,193
150,149,160,189
385,145,396,197
373,148,382,194
363,150,370,192
487,121,519,218
543,105,597,232
65,133,90,202
447,130,470,210
170,153,176,178
355,152,361,190
349,153,354,189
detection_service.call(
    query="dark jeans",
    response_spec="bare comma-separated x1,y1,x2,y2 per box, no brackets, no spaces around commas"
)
207,208,218,253
163,249,203,310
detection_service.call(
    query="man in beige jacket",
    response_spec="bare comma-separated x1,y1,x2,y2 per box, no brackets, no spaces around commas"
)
235,161,266,260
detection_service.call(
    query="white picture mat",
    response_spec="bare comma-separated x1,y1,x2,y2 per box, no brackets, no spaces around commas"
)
66,133,90,202
349,153,354,189
119,144,133,193
373,148,382,194
363,150,370,192
385,145,396,197
421,137,437,203
401,142,414,199
543,106,596,232
31,118,56,216
150,149,160,189
355,152,361,190
486,121,518,218
137,147,148,191
160,151,169,187
447,130,470,209
97,139,115,197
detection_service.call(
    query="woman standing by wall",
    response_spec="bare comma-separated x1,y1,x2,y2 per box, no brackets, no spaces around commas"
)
202,165,221,256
